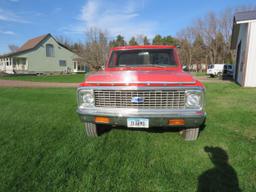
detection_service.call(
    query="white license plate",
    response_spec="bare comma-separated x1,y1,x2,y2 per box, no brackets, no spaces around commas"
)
127,118,149,128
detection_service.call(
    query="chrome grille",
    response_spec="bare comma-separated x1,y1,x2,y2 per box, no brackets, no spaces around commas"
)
94,90,186,109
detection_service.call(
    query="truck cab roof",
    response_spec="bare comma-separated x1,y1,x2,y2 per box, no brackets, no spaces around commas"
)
110,45,177,51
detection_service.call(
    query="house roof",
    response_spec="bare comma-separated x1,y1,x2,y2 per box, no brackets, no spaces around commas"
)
234,10,256,23
0,33,75,58
16,34,49,53
231,10,256,49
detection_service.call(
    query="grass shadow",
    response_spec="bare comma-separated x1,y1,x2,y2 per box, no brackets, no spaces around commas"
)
197,146,241,192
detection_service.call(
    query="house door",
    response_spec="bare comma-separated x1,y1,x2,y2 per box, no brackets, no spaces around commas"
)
235,41,241,82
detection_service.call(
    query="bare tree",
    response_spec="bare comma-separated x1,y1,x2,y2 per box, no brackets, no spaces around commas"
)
176,7,246,67
177,27,196,67
56,35,74,49
8,44,19,52
135,34,145,45
82,28,109,71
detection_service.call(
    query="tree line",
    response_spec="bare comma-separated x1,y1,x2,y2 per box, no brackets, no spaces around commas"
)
9,6,256,71
56,30,179,71
63,6,239,71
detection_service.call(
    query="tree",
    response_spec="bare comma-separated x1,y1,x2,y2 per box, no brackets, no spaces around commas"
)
128,37,138,45
81,28,109,71
192,35,206,71
177,27,195,68
175,7,249,70
8,44,19,52
152,35,162,45
135,34,145,45
143,36,150,45
162,35,176,45
56,35,73,49
109,35,127,47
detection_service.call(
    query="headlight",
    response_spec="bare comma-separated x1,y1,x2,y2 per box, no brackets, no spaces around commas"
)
78,89,94,109
185,90,204,109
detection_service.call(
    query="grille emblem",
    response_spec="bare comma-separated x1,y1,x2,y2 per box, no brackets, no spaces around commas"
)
131,97,144,104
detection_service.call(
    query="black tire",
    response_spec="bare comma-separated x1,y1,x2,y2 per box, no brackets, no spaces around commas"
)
85,122,98,137
181,128,199,141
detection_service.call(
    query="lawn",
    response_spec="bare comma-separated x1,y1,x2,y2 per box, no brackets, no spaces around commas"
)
0,83,255,192
190,71,207,77
0,74,86,83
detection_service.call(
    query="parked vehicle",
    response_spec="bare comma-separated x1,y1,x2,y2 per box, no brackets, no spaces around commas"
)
77,46,206,141
223,64,234,77
207,64,225,77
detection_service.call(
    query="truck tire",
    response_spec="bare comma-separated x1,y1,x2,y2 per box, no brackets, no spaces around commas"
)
181,128,199,141
217,72,222,77
84,122,98,137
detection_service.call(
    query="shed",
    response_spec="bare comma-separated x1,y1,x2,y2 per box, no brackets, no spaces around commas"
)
231,10,256,87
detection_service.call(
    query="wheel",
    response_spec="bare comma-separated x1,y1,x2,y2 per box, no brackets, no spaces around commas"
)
84,122,98,137
181,128,199,141
217,72,222,77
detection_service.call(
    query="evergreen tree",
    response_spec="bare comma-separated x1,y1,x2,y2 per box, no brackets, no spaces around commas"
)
129,37,138,45
143,36,150,45
109,35,127,47
152,35,163,45
162,35,176,45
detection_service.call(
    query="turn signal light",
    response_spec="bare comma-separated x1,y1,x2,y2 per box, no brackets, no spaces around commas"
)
95,116,110,124
168,119,185,126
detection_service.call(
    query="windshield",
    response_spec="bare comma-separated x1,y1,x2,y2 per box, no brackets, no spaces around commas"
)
109,49,177,67
208,64,214,69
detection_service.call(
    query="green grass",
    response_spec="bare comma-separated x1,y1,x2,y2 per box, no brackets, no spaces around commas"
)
190,72,207,76
0,74,85,83
0,83,255,192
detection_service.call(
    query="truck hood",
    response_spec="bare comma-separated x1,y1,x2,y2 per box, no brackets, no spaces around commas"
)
82,70,197,86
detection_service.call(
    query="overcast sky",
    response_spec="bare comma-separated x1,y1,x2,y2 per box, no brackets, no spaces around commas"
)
0,0,256,53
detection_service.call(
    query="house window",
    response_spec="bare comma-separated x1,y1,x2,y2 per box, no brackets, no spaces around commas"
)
59,60,66,67
46,44,54,57
74,61,77,69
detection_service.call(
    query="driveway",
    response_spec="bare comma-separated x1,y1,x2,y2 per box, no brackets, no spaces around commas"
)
195,76,233,83
0,79,78,88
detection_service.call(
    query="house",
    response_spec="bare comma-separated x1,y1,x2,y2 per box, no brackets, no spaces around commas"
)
231,10,256,87
0,33,86,74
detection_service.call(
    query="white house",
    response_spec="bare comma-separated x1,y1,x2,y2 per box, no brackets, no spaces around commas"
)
231,10,256,87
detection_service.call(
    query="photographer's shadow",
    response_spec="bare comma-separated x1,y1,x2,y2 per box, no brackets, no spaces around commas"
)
197,146,241,192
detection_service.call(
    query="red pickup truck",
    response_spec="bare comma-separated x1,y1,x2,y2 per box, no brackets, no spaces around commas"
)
77,45,206,141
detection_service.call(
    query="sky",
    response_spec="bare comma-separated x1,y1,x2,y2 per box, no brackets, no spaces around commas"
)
0,0,255,54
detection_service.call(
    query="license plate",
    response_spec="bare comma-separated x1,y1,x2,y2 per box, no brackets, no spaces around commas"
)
127,118,149,128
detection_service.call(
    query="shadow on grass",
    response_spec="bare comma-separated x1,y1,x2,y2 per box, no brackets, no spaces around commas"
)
197,146,241,192
221,75,235,82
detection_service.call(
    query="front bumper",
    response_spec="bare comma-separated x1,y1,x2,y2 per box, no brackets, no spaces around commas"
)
77,108,206,128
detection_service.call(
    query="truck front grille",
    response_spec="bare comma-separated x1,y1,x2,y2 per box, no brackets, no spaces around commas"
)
94,90,186,109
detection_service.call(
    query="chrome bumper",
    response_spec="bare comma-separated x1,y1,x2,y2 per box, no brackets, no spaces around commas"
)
77,108,206,128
